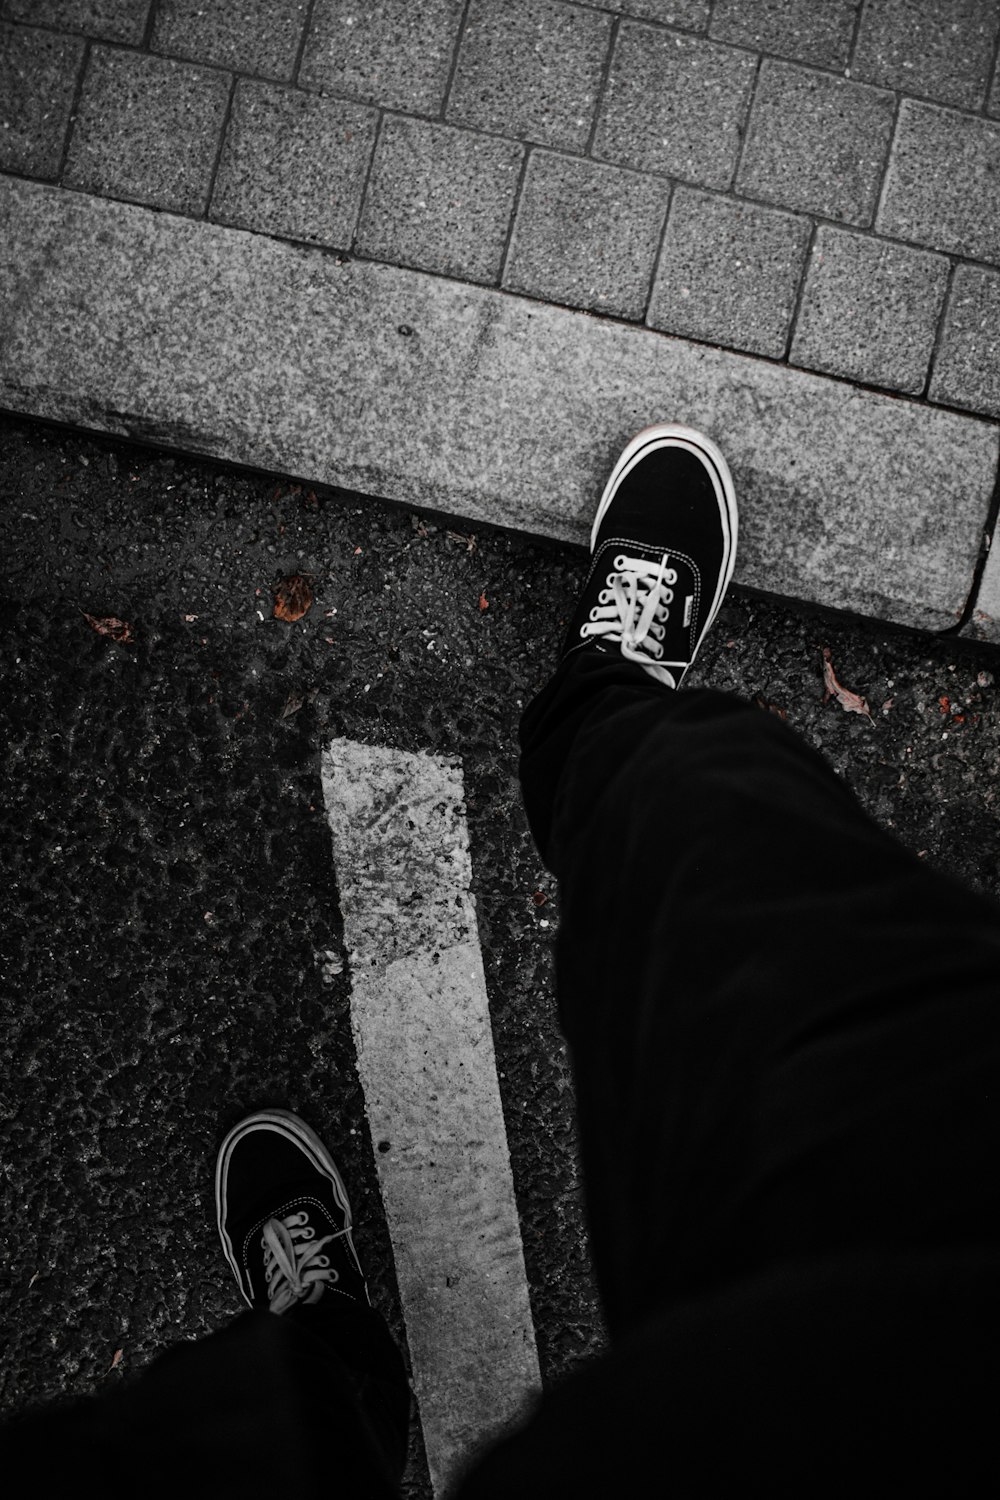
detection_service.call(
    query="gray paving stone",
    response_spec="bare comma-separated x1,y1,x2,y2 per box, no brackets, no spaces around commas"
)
790,226,948,395
502,149,668,316
593,21,757,189
877,100,1000,264
929,264,1000,419
151,0,308,82
3,175,996,635
0,22,84,179
2,0,149,43
210,81,376,248
852,0,999,112
736,59,896,226
355,116,523,285
64,46,230,215
299,0,464,114
709,0,858,70
446,0,612,151
646,186,810,358
614,1,709,28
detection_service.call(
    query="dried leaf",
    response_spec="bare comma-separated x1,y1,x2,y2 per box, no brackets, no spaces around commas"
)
281,688,317,718
532,890,547,907
820,647,872,723
753,693,788,720
82,612,133,643
108,1348,123,1373
447,530,478,553
273,575,313,623
479,593,489,611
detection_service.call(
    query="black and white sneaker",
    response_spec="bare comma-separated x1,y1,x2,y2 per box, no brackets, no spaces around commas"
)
216,1109,371,1315
560,424,738,689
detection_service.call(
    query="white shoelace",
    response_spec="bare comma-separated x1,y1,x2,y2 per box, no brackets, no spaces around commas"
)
581,552,686,688
261,1210,348,1314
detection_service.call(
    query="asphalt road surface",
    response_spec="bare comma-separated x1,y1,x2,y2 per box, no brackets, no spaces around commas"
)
2,413,999,1494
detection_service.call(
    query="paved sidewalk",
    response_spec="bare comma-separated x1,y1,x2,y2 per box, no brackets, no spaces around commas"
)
2,1,1000,637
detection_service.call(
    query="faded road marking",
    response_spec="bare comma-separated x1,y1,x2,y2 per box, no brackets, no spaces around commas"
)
320,739,540,1496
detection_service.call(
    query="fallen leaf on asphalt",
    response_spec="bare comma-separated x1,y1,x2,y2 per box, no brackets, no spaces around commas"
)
753,693,788,720
82,612,133,643
479,593,489,611
273,575,313,622
532,890,547,907
447,530,478,553
820,647,872,723
108,1349,123,1373
281,688,318,719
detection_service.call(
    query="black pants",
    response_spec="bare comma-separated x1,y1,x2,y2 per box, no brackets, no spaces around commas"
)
3,652,999,1493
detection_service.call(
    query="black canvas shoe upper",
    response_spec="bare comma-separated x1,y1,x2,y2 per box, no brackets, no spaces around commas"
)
560,430,737,690
216,1109,371,1315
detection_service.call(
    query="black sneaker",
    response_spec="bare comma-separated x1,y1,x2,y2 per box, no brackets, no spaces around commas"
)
560,423,738,689
216,1108,371,1314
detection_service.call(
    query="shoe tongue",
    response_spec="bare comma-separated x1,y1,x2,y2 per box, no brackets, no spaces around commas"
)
235,1180,330,1253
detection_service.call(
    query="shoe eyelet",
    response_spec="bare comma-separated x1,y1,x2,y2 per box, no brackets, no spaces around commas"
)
614,554,627,570
606,573,616,587
589,606,601,621
666,570,677,586
655,644,664,658
598,589,612,604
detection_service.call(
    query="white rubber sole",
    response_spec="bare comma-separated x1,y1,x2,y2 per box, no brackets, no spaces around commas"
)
215,1107,353,1298
591,422,739,640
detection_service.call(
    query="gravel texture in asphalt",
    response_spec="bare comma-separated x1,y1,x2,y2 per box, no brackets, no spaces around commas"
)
2,413,1000,1494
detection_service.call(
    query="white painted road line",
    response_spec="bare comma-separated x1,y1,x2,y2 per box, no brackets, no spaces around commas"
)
320,739,541,1496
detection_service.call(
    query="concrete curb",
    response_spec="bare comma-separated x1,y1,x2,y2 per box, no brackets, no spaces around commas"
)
1,174,998,638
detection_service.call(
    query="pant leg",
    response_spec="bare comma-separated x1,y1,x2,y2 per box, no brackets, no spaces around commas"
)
0,1296,411,1495
519,650,1000,1341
